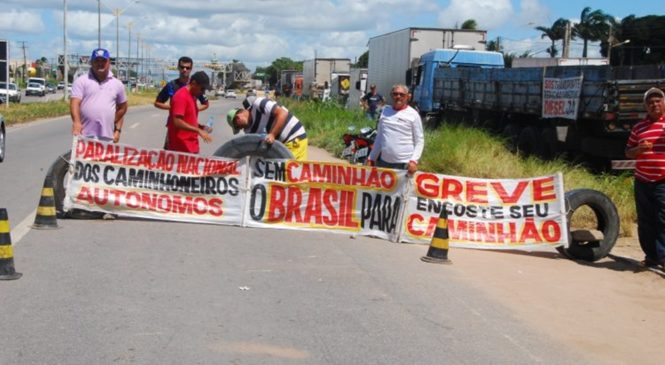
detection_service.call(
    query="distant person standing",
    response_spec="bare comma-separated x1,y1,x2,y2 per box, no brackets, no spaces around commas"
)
166,71,212,154
361,84,385,120
367,84,424,175
625,87,665,269
70,48,128,143
155,56,209,148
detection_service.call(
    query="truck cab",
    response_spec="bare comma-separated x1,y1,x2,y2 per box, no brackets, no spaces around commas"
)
411,49,504,115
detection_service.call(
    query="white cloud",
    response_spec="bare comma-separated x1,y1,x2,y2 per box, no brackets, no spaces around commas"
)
0,9,45,34
437,0,514,30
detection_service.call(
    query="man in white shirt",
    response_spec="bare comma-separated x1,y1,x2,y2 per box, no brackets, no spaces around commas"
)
367,84,424,174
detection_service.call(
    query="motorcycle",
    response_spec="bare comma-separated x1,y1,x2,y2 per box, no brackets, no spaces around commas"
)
341,125,376,164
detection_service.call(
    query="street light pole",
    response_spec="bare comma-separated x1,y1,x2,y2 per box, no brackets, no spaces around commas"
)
608,39,631,65
63,0,69,100
127,22,133,89
97,0,101,48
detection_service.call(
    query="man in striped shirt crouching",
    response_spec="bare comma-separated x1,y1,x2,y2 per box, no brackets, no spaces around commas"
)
227,96,308,161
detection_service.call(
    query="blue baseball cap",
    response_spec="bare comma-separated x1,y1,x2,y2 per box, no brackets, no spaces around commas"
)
91,48,110,61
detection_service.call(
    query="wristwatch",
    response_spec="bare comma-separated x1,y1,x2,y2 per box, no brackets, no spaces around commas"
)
114,127,122,133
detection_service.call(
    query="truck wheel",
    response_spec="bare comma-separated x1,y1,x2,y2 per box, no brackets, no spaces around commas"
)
213,134,294,160
502,124,520,153
517,126,544,157
540,127,561,160
50,151,101,219
557,189,619,262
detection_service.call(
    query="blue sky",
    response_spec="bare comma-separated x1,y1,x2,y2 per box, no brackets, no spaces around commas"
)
0,0,657,71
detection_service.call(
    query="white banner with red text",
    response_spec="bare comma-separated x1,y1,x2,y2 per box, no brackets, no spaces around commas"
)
542,76,583,120
64,137,568,249
64,137,247,225
400,172,568,249
244,158,408,241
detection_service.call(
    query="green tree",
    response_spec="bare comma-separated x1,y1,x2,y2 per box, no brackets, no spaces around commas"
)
265,57,303,86
601,15,665,65
573,7,613,58
354,51,368,68
461,19,477,30
535,18,569,58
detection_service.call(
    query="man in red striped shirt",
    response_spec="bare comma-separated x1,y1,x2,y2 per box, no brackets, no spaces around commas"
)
626,87,665,269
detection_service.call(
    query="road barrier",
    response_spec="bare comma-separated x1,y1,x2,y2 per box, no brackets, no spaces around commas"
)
32,174,59,229
0,208,22,280
421,209,452,265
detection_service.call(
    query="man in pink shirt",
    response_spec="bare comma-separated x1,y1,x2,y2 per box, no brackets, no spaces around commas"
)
166,71,212,154
70,48,128,143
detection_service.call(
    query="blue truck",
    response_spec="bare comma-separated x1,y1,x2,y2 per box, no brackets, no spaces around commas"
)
410,49,665,169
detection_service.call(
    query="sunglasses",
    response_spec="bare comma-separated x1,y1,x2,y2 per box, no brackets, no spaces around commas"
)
179,66,191,70
392,92,407,97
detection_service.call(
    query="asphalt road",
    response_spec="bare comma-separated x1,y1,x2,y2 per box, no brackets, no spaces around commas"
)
0,99,622,364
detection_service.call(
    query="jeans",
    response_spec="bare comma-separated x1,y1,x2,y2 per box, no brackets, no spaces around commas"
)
634,179,665,264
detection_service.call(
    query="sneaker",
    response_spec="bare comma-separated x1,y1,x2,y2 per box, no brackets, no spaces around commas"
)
102,213,117,220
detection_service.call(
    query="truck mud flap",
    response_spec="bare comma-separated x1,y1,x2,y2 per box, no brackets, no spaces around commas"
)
557,189,619,262
213,134,294,160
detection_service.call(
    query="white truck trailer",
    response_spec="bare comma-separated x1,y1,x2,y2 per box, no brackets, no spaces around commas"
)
367,27,487,97
302,58,351,99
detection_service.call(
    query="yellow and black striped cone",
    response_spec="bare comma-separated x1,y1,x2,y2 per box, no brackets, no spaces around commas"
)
421,209,452,264
32,174,59,229
0,208,22,280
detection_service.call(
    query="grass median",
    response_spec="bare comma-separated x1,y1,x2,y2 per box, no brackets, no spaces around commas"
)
0,90,158,125
282,98,636,237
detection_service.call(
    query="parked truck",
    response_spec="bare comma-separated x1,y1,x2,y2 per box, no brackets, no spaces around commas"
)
367,27,487,99
411,48,665,168
302,58,351,99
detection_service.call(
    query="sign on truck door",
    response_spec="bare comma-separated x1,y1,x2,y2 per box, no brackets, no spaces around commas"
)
542,76,583,120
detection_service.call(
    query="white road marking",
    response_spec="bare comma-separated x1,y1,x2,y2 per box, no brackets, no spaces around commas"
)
11,209,37,244
130,123,140,129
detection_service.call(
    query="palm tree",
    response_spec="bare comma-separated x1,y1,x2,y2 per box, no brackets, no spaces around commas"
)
535,18,568,58
573,7,612,58
461,19,477,30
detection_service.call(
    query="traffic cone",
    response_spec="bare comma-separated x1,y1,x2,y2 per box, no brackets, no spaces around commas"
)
32,174,59,229
0,208,22,280
421,209,452,264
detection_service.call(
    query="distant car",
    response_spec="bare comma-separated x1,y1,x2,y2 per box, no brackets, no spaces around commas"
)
26,82,45,97
57,82,65,90
215,88,225,97
46,83,57,94
0,113,5,162
0,82,21,103
246,89,257,97
225,89,237,99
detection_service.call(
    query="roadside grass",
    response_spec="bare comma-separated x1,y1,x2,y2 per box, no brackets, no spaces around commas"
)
0,90,158,125
283,98,637,236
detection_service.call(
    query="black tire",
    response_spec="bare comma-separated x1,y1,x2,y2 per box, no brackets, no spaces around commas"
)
50,151,101,219
540,127,561,160
557,189,620,262
502,123,521,153
213,134,294,160
516,126,543,157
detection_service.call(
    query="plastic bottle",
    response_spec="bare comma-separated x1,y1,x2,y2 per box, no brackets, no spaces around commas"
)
206,116,214,129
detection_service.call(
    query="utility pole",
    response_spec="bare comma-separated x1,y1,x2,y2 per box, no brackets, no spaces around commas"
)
19,41,27,84
562,21,571,59
64,0,69,100
97,0,101,48
127,22,133,86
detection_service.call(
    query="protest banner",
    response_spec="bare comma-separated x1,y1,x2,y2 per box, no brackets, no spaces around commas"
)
401,172,568,249
542,76,583,120
245,157,409,241
64,137,247,225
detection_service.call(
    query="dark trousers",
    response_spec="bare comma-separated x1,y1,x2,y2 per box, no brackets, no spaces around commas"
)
634,179,665,264
376,157,407,170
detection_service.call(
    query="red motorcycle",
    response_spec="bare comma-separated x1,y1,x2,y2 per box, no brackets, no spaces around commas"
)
341,126,376,164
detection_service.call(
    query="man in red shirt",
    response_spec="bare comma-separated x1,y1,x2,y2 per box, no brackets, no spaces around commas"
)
625,87,665,269
167,71,212,154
